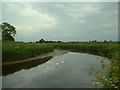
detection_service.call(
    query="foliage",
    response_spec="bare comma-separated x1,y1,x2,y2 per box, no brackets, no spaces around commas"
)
2,41,54,62
89,57,119,88
35,39,63,43
52,41,118,58
0,22,16,41
39,39,46,43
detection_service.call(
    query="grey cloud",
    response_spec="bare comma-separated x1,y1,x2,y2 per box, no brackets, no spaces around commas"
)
2,2,118,41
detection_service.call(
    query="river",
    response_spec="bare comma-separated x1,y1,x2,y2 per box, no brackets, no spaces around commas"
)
2,50,109,88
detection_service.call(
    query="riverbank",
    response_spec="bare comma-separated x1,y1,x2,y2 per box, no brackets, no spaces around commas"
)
2,49,68,66
2,50,68,75
52,42,119,59
2,41,54,62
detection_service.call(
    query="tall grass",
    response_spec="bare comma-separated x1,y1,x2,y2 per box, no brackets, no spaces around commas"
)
2,41,54,62
52,42,119,58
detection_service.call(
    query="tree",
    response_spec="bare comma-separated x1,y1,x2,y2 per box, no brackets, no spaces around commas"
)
36,41,39,43
57,41,62,43
39,39,46,43
104,40,107,43
0,22,16,41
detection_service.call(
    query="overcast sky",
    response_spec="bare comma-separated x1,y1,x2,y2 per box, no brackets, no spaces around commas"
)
2,2,118,42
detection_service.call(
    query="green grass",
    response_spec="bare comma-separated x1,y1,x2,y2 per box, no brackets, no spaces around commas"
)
2,41,54,62
52,42,119,58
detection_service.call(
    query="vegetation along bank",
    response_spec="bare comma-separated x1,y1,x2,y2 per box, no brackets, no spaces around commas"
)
2,41,54,62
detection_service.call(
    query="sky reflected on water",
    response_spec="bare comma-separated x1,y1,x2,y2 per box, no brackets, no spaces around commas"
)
2,52,109,88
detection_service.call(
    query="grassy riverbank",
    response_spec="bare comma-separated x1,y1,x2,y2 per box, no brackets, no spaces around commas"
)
2,41,54,62
3,41,118,61
52,42,119,59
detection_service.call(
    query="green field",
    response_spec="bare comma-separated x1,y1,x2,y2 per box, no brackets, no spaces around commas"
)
2,41,54,62
2,41,119,88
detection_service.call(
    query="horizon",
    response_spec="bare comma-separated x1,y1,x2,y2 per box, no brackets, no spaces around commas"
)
14,39,118,43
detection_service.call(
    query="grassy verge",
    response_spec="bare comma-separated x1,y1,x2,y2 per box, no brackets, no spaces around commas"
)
2,41,54,62
52,42,118,58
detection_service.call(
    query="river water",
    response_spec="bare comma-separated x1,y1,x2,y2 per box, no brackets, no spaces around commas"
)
2,50,109,88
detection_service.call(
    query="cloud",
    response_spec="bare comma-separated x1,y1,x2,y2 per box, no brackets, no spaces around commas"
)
2,0,119,2
2,2,118,41
55,33,77,37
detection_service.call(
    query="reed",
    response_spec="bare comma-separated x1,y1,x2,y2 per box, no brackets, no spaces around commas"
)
52,42,119,59
2,41,54,62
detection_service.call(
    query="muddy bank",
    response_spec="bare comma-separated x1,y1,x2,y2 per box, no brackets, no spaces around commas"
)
2,50,69,75
2,56,53,76
2,49,69,66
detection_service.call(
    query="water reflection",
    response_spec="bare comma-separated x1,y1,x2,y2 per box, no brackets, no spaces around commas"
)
2,56,53,76
89,58,110,88
2,51,110,88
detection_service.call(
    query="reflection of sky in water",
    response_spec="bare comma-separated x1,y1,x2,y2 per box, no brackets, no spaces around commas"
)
2,52,109,88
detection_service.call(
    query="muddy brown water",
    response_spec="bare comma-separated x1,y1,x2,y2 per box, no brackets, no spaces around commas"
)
2,49,109,88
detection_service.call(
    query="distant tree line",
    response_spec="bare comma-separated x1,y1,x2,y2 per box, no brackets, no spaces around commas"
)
88,40,112,43
27,39,113,43
26,39,113,44
27,39,63,43
35,39,63,43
